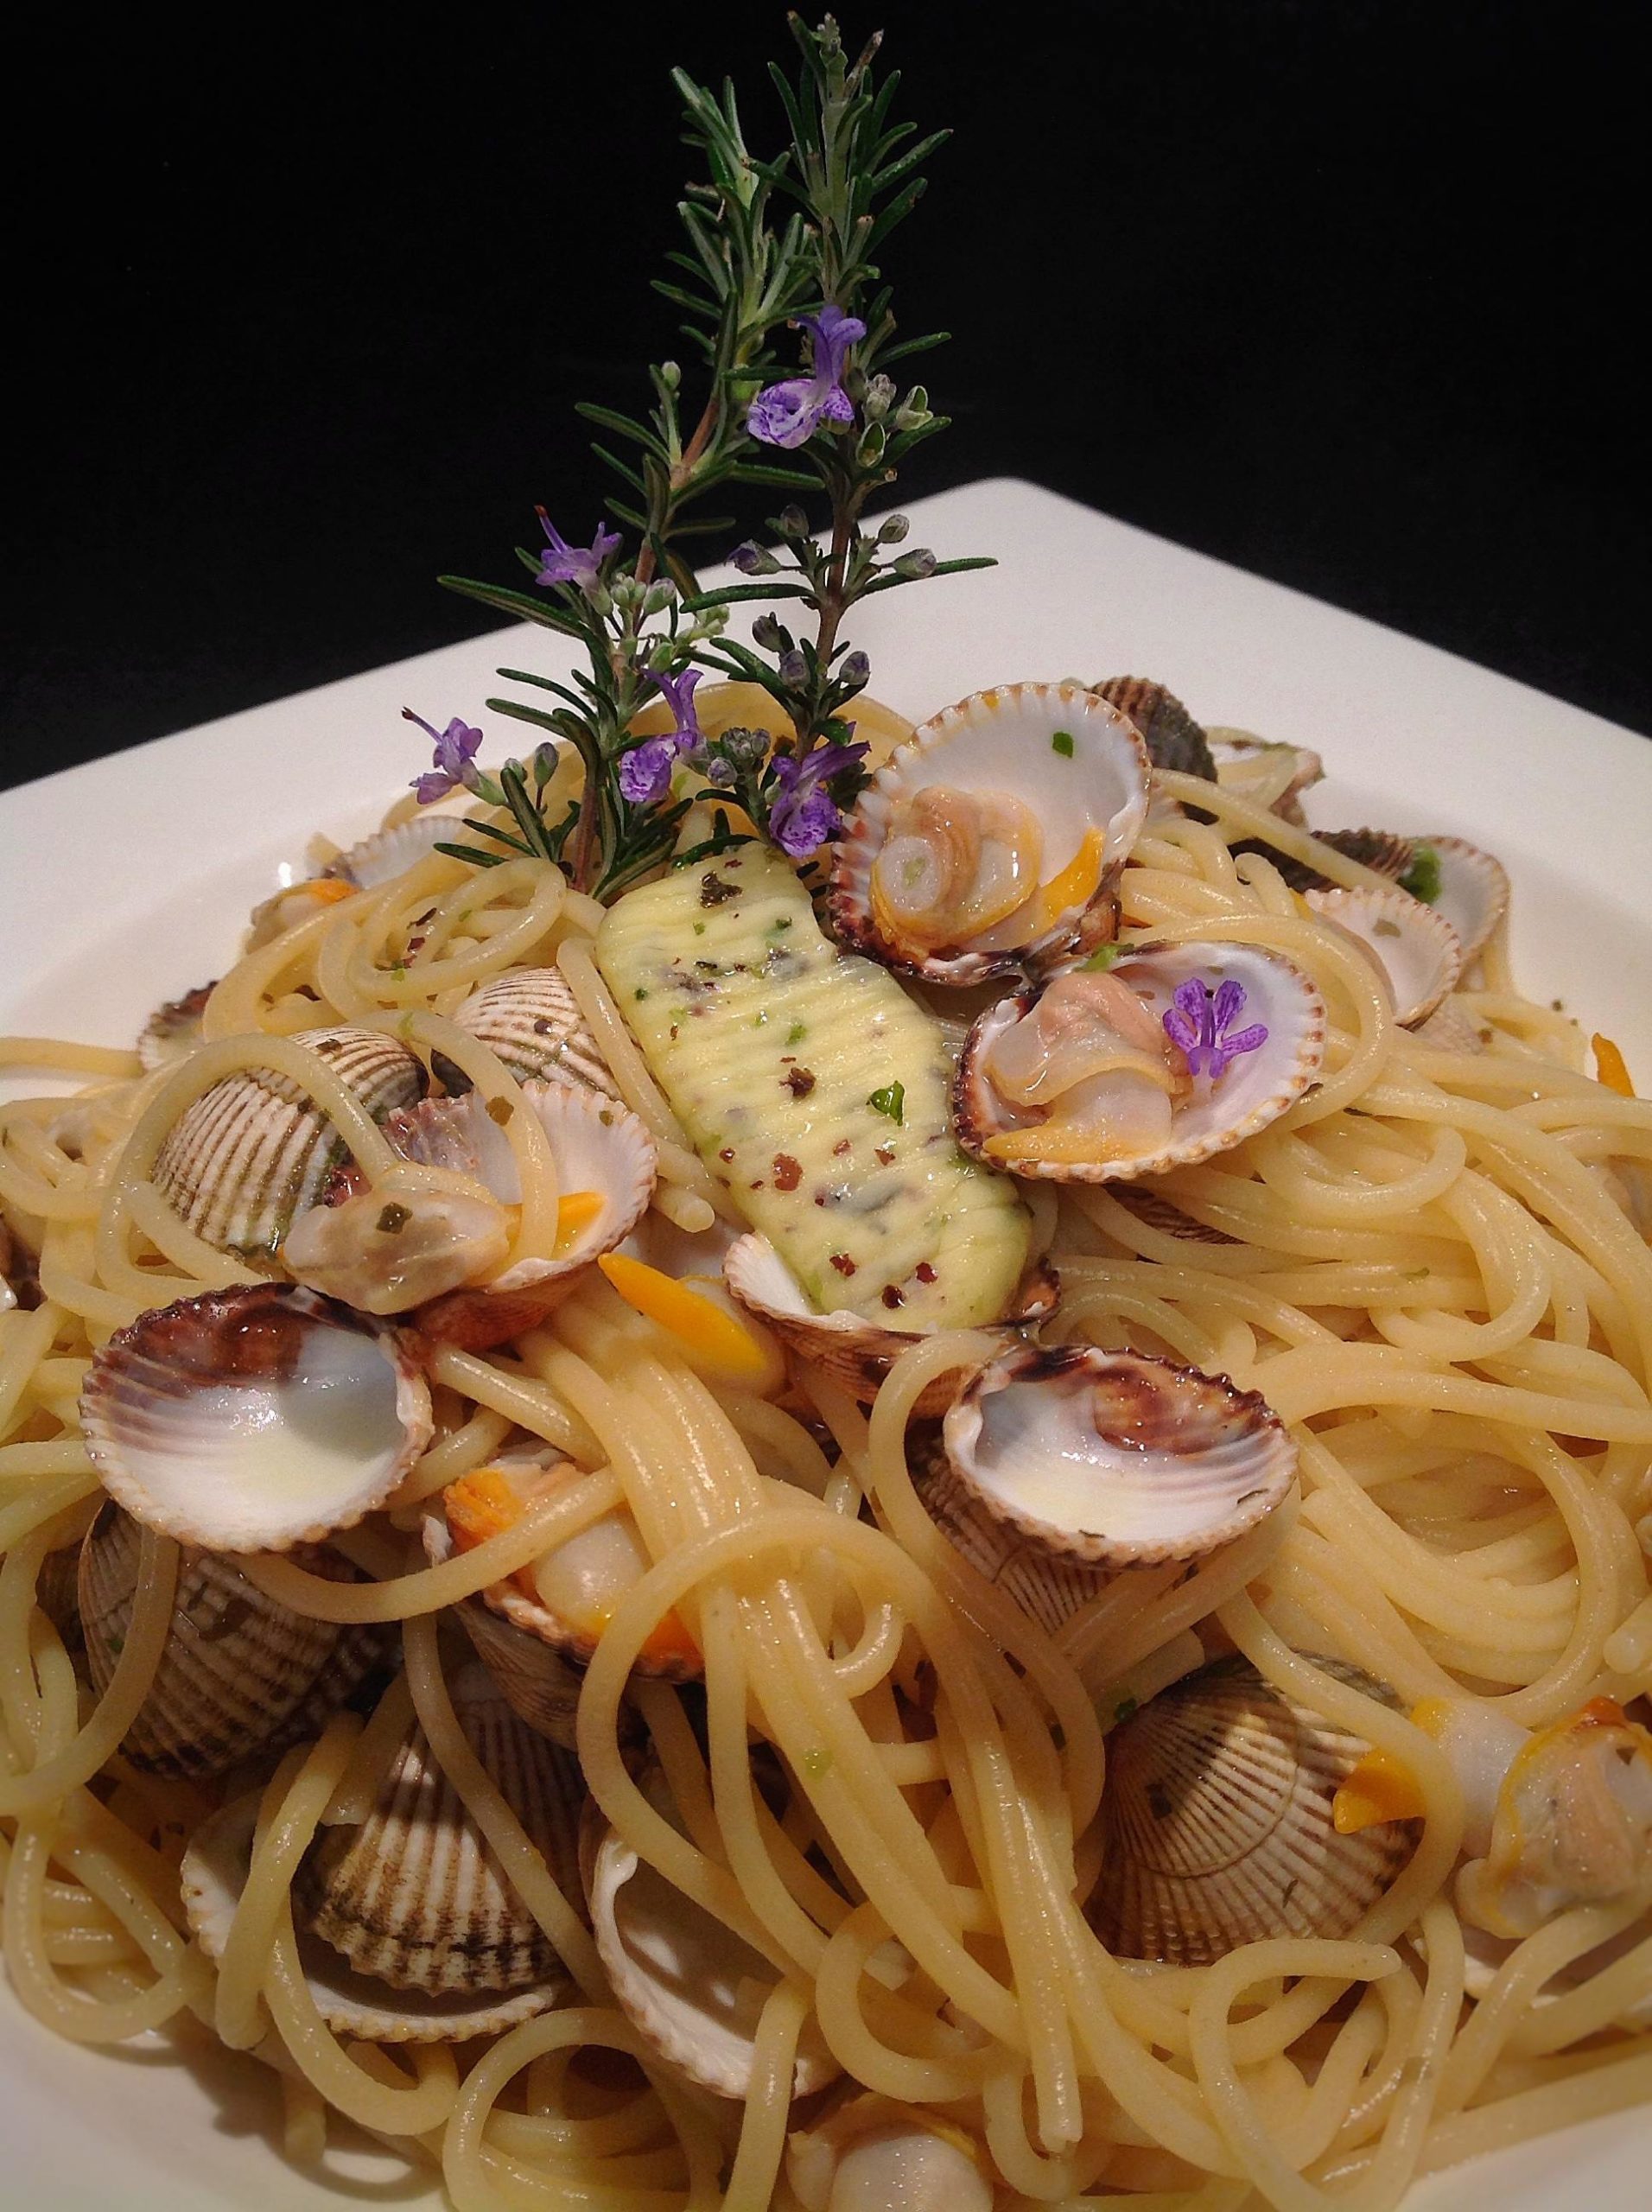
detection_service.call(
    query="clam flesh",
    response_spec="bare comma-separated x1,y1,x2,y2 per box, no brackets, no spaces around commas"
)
830,682,1150,986
955,941,1325,1181
788,2093,994,2212
79,1282,432,1552
1090,1656,1415,1964
944,1344,1296,1570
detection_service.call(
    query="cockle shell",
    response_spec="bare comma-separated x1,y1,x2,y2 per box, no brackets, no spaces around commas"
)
787,2093,994,2212
323,814,451,889
387,1077,658,1349
149,1027,426,1260
422,1510,583,1748
440,966,620,1097
137,981,216,1072
910,1436,1112,1635
79,1282,433,1552
943,1344,1296,1569
78,1500,386,1778
33,1541,82,1651
583,1766,838,2100
723,1231,1059,1418
1089,1656,1414,1964
1232,825,1416,893
296,1668,584,1999
829,683,1151,986
1426,836,1510,966
1109,1185,1241,1245
1205,729,1325,823
1091,676,1217,782
1305,884,1463,1027
955,940,1325,1182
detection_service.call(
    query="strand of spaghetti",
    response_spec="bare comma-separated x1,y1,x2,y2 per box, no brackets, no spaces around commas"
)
721,1980,807,2212
431,1343,598,1461
0,1039,142,1076
263,1919,461,2136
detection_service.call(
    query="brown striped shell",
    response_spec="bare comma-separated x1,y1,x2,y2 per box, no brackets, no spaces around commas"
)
1091,677,1217,782
421,1510,584,1746
149,1027,426,1259
911,1437,1112,1635
137,981,216,1072
295,1668,585,1999
78,1500,386,1778
439,968,619,1097
1088,1656,1415,1964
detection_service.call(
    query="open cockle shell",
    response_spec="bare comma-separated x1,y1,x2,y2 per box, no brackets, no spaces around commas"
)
1205,729,1325,823
910,1436,1112,1635
295,1668,584,1999
137,982,216,1072
79,1500,386,1778
1091,676,1217,781
440,966,620,1097
1088,1656,1415,1964
1305,884,1463,1027
583,1769,838,2101
955,941,1325,1183
79,1283,432,1553
1426,836,1510,967
829,683,1150,986
323,813,450,889
723,1230,1058,1418
149,1027,426,1260
422,1511,584,1748
943,1344,1295,1569
387,1077,658,1349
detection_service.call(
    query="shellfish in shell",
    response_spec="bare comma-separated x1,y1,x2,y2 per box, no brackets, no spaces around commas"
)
1305,883,1463,1027
722,1230,1058,1417
149,1027,426,1260
954,942,1325,1181
830,683,1150,986
1089,1656,1415,1964
439,966,620,1097
910,1436,1112,1636
943,1344,1296,1570
1205,729,1325,823
787,2093,994,2212
79,1282,432,1552
78,1500,386,1778
582,1764,838,2100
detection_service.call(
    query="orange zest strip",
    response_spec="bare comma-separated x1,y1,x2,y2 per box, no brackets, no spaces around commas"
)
1592,1033,1635,1097
597,1252,776,1386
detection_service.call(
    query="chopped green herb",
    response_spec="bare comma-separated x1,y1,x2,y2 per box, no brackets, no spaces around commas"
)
1400,843,1441,903
1052,728,1075,757
633,987,649,1001
1082,943,1121,970
1113,1694,1139,1725
1373,918,1401,938
785,1021,807,1046
753,1010,769,1027
867,1081,905,1125
692,920,706,936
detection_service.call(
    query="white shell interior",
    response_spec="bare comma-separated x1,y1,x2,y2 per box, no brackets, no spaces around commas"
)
724,1231,893,1334
961,940,1325,1181
329,814,449,887
82,1293,429,1551
1426,836,1510,966
944,1348,1294,1561
1306,884,1463,1026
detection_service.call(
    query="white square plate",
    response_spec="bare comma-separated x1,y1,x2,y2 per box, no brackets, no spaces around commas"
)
2,479,1648,2206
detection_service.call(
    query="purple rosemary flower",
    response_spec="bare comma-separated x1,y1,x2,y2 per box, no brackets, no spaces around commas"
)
617,669,705,807
404,709,484,804
766,734,870,859
747,304,867,449
534,507,622,592
1163,977,1269,1081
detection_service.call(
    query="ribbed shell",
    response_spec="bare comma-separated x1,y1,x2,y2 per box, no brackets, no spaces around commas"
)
137,981,216,1072
298,1672,584,1995
325,815,449,888
911,1441,1111,1636
34,1544,83,1651
1305,884,1463,1027
1232,826,1417,893
150,1027,425,1258
1205,731,1325,824
723,1231,1059,1417
78,1501,385,1778
1091,677,1217,782
422,1514,583,1746
1090,1657,1414,1964
441,968,619,1097
1109,1186,1241,1245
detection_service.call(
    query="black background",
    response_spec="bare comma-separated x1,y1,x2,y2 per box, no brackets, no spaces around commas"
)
6,1,1645,794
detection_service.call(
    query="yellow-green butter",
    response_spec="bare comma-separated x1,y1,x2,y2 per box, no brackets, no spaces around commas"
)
596,846,1031,1327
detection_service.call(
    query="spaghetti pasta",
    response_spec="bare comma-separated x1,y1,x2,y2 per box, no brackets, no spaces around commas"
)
2,742,1650,2212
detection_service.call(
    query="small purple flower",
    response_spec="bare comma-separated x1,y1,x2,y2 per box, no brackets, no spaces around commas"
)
1163,977,1269,1081
616,669,705,809
534,507,622,592
766,734,871,859
747,304,867,450
404,709,484,804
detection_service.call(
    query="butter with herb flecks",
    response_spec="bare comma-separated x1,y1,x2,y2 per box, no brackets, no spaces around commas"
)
595,846,1031,1326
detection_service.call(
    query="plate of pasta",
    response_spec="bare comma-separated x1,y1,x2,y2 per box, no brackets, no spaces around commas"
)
3,474,1651,2212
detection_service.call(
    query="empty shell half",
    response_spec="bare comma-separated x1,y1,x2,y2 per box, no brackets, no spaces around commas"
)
1088,1656,1414,1964
79,1282,432,1552
829,683,1150,986
723,1230,1058,1418
583,1767,838,2100
1305,884,1463,1027
79,1500,386,1777
955,941,1325,1181
943,1344,1295,1569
